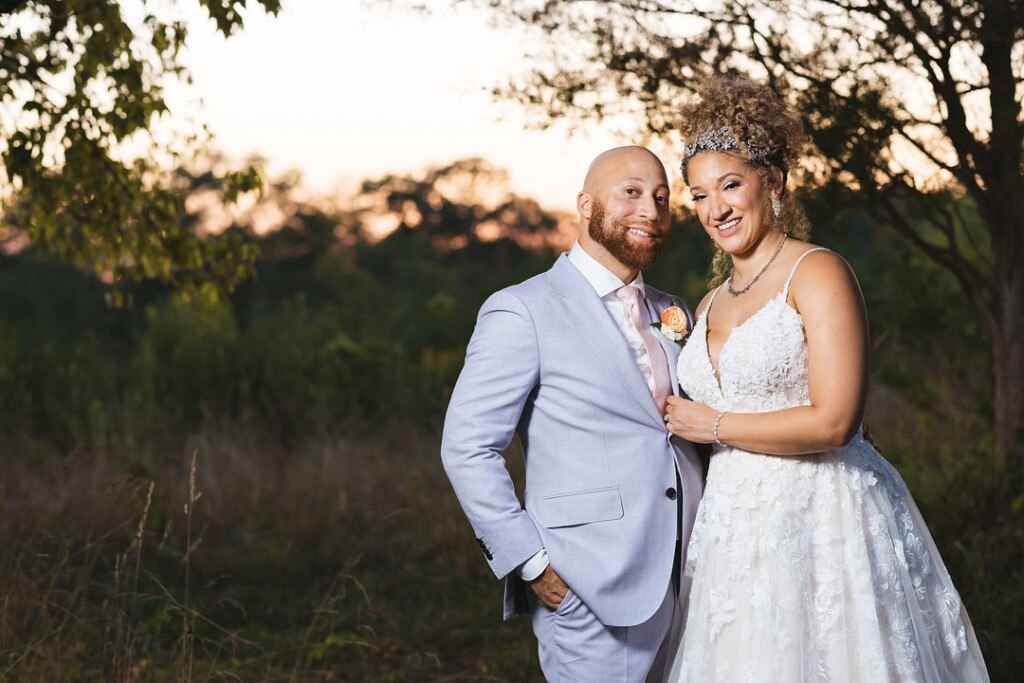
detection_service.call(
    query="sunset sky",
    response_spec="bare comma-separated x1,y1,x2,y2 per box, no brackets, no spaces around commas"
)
177,0,636,213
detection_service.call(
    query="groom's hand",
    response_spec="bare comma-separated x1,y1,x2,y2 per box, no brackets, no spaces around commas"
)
529,564,570,610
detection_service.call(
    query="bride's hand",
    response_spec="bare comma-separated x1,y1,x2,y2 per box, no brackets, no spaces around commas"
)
664,395,718,443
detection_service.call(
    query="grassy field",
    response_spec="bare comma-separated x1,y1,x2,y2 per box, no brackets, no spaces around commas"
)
1,414,1020,682
0,423,541,682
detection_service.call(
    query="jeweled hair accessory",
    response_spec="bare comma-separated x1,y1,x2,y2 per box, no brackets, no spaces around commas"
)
680,125,770,171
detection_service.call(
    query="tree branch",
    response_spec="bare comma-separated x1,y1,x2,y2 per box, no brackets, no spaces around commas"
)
880,192,998,336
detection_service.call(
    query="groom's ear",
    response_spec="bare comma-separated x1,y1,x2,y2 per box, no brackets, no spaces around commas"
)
577,191,592,220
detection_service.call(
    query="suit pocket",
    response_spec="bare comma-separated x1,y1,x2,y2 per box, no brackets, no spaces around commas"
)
554,586,579,616
535,487,623,529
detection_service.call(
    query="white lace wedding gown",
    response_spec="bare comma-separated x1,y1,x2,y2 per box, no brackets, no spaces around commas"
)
669,249,990,682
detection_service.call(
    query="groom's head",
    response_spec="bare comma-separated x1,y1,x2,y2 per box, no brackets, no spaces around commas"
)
576,146,672,282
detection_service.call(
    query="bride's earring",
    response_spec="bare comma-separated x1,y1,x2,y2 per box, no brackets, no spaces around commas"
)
771,194,782,218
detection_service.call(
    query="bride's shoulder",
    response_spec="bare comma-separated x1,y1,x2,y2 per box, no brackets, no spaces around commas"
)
786,242,863,305
786,242,854,280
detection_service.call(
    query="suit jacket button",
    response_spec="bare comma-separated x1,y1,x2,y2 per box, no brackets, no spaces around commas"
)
665,487,677,500
475,537,493,561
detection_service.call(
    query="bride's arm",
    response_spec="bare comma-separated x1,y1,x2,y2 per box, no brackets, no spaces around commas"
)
666,250,869,455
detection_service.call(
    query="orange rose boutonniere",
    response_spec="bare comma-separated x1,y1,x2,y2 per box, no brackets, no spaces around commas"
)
652,300,690,345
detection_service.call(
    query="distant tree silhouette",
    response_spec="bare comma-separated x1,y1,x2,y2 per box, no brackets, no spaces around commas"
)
358,158,565,250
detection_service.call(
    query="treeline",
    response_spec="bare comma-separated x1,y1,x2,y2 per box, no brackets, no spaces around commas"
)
0,162,992,456
0,160,562,453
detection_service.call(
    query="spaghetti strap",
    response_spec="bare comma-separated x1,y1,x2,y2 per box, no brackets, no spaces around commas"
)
782,247,830,299
704,284,725,316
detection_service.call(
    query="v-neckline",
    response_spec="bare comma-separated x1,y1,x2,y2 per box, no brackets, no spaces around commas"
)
702,291,790,391
695,246,829,393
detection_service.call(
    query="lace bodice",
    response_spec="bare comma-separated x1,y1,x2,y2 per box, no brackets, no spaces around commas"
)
680,294,809,413
678,249,821,414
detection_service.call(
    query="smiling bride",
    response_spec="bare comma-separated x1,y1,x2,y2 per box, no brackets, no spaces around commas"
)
663,75,990,683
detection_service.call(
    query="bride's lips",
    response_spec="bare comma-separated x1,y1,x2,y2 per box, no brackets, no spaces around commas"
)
714,217,741,237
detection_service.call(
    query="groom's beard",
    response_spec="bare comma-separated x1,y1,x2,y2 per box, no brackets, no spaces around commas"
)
588,200,668,272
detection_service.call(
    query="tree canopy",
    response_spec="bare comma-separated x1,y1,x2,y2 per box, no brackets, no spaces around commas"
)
0,0,281,297
467,0,1024,468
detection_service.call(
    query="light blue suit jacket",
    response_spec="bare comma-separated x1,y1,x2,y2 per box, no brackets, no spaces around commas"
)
441,253,704,627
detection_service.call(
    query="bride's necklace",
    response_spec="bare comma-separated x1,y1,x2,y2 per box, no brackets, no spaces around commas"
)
726,234,788,297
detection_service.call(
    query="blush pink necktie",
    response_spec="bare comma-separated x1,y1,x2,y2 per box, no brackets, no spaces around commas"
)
617,285,672,414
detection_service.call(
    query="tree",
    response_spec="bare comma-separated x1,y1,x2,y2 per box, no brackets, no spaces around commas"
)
465,0,1024,469
0,0,281,297
355,158,566,328
357,157,566,251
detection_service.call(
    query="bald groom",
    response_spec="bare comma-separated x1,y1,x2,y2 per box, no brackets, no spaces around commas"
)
441,147,704,681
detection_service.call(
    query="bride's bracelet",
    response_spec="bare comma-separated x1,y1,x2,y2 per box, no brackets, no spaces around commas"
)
713,411,727,447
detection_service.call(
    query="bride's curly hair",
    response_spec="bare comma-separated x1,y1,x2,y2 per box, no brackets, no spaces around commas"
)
677,75,811,287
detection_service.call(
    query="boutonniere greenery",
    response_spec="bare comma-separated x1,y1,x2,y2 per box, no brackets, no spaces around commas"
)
651,300,691,346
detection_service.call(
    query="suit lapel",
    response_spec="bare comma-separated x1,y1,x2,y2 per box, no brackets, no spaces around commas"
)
549,255,665,423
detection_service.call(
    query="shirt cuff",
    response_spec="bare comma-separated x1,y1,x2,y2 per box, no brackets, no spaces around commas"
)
516,549,549,582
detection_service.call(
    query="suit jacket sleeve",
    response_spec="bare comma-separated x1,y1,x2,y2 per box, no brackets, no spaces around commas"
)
441,289,544,580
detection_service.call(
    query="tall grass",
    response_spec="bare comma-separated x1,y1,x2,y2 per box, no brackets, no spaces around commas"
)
0,424,538,681
2,413,1018,681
